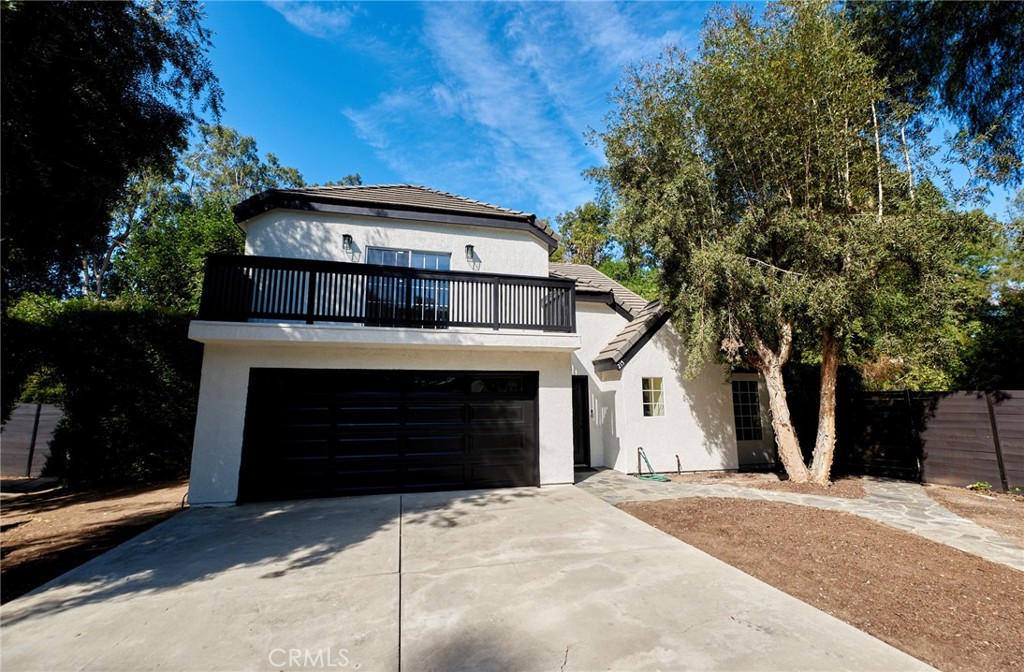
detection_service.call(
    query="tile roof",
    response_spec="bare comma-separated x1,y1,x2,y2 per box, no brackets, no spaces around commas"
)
548,262,669,371
234,184,558,243
548,262,650,315
593,302,668,372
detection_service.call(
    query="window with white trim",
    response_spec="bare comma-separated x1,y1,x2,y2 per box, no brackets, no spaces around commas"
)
365,247,451,326
642,377,664,417
731,380,764,441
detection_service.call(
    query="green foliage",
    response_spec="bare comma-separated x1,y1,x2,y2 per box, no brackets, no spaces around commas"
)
958,288,1024,390
967,481,992,492
185,124,305,206
88,125,302,304
554,201,613,266
1,0,222,299
598,0,974,384
114,200,244,312
596,259,659,301
7,295,202,484
848,0,1024,183
318,174,363,187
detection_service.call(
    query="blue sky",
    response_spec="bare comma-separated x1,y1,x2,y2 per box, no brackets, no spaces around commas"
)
202,1,1015,223
202,1,709,221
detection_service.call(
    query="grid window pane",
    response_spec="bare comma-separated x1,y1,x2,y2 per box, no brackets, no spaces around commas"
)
642,377,664,417
731,380,764,441
365,248,452,328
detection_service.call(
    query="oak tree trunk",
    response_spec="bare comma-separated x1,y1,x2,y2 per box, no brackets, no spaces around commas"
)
809,329,840,484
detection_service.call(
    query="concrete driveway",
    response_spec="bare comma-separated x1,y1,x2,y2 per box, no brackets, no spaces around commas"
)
1,486,930,671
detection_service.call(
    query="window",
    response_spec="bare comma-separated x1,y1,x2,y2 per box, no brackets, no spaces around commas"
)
731,380,764,441
642,377,664,417
366,247,451,271
365,247,451,326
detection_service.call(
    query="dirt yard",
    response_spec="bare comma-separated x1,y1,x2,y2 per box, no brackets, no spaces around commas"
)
620,497,1024,672
925,484,1024,547
669,470,866,498
1,479,189,603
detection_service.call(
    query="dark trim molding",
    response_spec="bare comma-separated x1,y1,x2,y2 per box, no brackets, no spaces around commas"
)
592,312,672,373
575,291,614,305
617,312,672,369
234,193,559,251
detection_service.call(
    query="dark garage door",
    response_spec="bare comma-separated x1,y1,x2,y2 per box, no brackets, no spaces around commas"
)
238,369,539,502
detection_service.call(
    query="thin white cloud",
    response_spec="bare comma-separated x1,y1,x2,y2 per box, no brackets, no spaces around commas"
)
340,1,697,220
266,1,359,39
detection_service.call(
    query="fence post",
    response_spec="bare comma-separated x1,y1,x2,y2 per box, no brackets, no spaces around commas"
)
492,278,500,330
306,271,317,325
985,391,1010,492
25,402,42,477
905,389,924,482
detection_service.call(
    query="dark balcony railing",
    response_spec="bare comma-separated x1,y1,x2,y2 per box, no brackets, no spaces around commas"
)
197,254,576,333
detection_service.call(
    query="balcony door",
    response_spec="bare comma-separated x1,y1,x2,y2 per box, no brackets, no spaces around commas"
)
366,247,451,327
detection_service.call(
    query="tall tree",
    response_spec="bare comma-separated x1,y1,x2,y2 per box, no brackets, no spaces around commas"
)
555,201,612,266
1,0,222,299
598,1,975,483
848,0,1024,183
113,200,243,312
84,126,305,298
185,124,305,206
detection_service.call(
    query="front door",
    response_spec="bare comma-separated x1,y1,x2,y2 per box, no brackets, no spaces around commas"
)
572,375,591,467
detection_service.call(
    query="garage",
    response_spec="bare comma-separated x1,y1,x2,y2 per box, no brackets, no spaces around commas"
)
237,369,539,502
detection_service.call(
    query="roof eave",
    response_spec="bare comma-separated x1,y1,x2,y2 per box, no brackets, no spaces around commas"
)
233,190,559,251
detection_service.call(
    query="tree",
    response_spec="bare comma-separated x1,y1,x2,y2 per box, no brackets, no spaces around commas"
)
113,200,243,312
84,126,305,298
185,124,305,206
598,1,975,483
555,201,612,266
1,0,222,299
318,174,363,187
848,1,1024,183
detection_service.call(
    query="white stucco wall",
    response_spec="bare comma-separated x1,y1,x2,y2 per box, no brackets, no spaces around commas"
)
243,210,551,277
614,324,739,474
188,342,573,506
569,302,742,474
570,303,631,468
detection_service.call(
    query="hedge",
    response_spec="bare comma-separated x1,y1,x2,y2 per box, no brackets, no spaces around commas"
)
7,296,202,485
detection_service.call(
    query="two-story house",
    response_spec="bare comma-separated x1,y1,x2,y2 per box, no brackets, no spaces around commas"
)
187,185,775,505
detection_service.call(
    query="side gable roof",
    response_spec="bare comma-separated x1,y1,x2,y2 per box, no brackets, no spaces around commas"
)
548,262,670,372
233,184,559,251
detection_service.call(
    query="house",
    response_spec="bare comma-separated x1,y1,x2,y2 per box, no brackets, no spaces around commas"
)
187,185,775,506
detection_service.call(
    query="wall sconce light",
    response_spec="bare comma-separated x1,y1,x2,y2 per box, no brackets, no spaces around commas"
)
465,244,475,261
342,234,353,253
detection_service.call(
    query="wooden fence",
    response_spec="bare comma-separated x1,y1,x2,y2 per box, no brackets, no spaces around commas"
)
794,390,1023,490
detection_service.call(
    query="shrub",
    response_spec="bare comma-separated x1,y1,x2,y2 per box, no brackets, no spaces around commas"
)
10,295,202,485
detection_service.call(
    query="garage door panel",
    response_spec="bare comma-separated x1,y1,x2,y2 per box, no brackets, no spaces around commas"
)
405,435,465,456
239,369,539,502
468,463,528,485
405,404,465,425
469,403,526,423
335,405,402,426
334,437,402,459
273,439,331,460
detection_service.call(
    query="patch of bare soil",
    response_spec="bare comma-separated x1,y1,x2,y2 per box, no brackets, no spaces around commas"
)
925,484,1024,547
1,479,188,603
620,498,1024,672
669,471,866,498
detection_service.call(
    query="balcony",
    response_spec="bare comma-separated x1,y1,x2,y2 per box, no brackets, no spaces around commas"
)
197,254,576,333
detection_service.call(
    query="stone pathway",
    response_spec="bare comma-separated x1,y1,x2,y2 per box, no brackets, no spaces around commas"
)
575,468,1024,572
